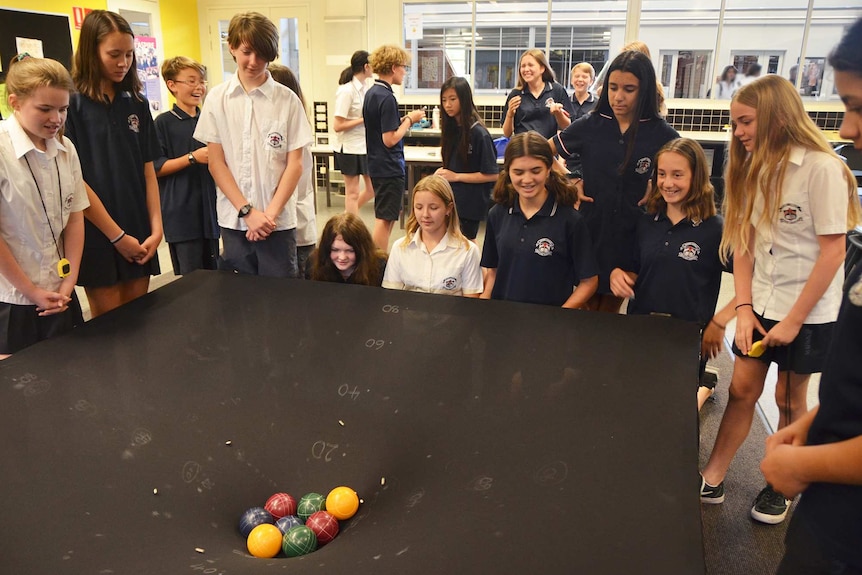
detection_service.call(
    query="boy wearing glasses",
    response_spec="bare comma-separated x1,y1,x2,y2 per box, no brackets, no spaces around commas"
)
154,56,219,274
363,45,425,251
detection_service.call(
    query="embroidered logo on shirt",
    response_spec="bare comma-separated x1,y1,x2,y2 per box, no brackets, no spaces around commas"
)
267,132,285,149
544,97,556,108
678,242,701,261
442,277,458,290
779,203,803,224
535,238,555,257
635,157,652,174
64,194,74,211
127,114,140,133
849,276,862,307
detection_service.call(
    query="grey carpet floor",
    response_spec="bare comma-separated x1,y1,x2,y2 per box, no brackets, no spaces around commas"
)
700,348,792,575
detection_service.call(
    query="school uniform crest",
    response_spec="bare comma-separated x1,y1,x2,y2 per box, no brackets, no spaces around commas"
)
635,156,652,174
267,132,285,149
127,114,140,133
678,241,701,261
64,194,74,211
779,203,803,224
850,276,862,307
535,238,555,257
442,277,458,290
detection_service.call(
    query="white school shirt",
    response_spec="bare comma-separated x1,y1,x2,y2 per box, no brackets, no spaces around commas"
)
193,72,313,231
750,146,849,324
332,76,367,154
0,114,89,305
295,145,317,247
383,230,483,296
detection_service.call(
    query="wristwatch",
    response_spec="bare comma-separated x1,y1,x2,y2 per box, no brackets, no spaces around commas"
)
238,203,253,218
187,152,197,165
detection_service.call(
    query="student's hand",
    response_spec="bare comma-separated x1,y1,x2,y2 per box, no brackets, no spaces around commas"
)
507,96,522,117
434,168,458,182
574,178,592,207
609,268,635,299
407,109,426,124
734,306,766,355
244,209,276,242
637,180,653,207
548,101,564,116
31,288,72,316
114,234,148,263
137,233,163,264
701,318,725,360
762,318,803,348
192,147,209,165
760,444,809,499
766,415,810,451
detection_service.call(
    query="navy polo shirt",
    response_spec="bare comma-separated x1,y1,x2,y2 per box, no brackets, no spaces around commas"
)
791,263,862,568
504,81,576,139
65,91,160,251
552,111,679,293
444,121,499,221
363,80,405,179
481,193,598,307
154,105,218,243
565,92,598,175
626,212,724,325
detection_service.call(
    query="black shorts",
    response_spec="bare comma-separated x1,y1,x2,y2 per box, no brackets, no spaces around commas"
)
169,238,220,276
334,152,369,176
371,176,404,222
731,312,834,374
0,294,84,354
460,219,480,240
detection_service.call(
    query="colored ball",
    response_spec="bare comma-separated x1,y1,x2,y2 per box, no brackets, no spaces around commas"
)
247,524,283,558
306,511,339,545
296,492,326,522
239,507,274,538
275,515,303,534
264,492,297,519
282,525,318,557
325,486,360,520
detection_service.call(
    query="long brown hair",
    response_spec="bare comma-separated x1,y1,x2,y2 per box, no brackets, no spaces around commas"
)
647,138,716,222
720,74,860,264
516,49,556,90
310,214,386,285
404,175,470,249
72,10,142,102
493,132,578,207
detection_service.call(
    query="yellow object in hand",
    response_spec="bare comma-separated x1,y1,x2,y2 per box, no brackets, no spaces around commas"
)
749,340,766,358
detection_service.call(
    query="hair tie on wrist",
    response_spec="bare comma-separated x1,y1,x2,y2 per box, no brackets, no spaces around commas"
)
735,302,753,311
110,231,126,244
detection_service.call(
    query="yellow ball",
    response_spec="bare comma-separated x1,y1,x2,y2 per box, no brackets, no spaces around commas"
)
247,523,282,558
325,486,359,520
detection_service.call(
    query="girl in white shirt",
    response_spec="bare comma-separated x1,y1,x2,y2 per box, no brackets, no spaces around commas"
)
333,51,375,215
383,175,483,297
0,55,88,357
700,75,861,524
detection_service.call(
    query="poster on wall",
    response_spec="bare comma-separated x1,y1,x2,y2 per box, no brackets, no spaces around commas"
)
135,35,163,112
16,37,44,58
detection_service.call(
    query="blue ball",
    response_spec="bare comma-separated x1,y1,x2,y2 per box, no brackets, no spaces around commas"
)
239,506,274,537
275,515,303,534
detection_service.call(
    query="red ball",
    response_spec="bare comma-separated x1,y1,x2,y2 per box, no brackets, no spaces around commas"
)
264,492,297,520
305,510,339,545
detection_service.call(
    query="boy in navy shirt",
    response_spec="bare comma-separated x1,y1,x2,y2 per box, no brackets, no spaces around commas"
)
154,56,219,275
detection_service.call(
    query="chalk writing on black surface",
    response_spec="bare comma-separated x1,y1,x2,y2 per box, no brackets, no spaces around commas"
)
381,304,400,313
12,372,51,396
406,489,425,508
132,428,153,446
189,563,225,574
311,440,339,462
365,338,386,350
338,384,361,400
469,476,494,491
73,399,98,416
533,461,569,486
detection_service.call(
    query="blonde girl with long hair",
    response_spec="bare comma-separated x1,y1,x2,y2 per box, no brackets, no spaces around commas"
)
382,175,482,297
700,74,861,525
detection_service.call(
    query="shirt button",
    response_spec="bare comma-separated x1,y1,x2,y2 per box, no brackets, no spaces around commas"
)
619,139,624,145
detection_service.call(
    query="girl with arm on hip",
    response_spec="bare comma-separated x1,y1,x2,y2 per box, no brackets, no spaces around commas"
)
699,74,861,526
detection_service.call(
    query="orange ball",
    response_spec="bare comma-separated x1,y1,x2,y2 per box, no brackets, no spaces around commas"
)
247,523,283,558
325,486,360,520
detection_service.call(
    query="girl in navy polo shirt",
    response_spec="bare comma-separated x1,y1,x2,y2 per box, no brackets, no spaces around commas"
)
502,50,574,139
609,138,735,410
700,75,861,525
551,50,678,313
435,77,499,241
66,10,162,317
480,132,597,308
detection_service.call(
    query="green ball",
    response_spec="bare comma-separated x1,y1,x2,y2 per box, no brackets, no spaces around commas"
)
282,525,318,557
296,492,326,522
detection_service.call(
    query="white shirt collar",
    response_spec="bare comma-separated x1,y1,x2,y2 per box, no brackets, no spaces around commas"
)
407,229,459,254
787,145,806,167
227,70,277,99
6,113,65,160
350,76,366,94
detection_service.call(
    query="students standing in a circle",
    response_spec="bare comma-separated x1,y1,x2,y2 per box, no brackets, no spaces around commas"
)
502,49,575,139
334,50,375,215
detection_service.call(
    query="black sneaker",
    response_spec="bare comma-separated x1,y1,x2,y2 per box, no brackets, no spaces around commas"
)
700,474,725,504
750,485,790,524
